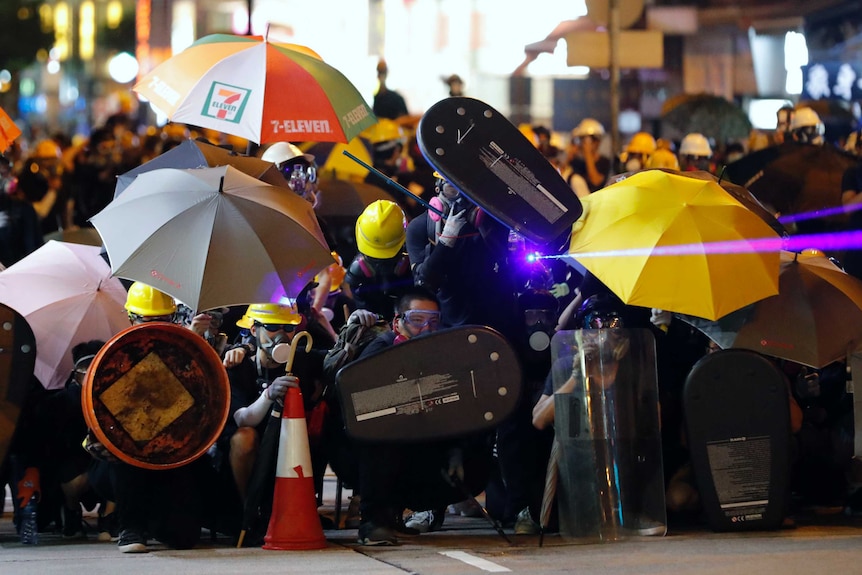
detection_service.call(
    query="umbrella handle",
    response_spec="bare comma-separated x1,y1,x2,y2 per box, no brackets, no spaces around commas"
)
342,150,446,218
284,331,312,374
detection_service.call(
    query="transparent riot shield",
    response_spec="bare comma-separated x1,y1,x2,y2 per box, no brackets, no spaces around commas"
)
550,328,666,541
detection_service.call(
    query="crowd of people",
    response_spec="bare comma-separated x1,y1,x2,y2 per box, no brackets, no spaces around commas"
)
2,80,862,554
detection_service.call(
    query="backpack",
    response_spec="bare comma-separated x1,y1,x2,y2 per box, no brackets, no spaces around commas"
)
322,319,389,385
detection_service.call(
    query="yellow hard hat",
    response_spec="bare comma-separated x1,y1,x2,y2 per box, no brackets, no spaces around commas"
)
626,132,657,155
646,148,680,170
313,252,346,293
31,139,62,159
355,200,407,259
236,311,253,330
125,281,177,317
360,119,404,147
245,302,303,326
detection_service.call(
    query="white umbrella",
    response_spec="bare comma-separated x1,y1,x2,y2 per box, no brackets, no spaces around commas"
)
0,241,129,390
91,165,333,312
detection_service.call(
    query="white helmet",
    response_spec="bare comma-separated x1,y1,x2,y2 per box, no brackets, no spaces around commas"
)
679,133,712,158
572,118,605,139
261,142,319,205
790,107,825,144
261,142,314,166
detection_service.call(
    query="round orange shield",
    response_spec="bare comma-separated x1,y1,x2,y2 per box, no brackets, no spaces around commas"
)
82,323,230,470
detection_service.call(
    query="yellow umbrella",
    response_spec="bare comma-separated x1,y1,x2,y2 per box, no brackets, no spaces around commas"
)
298,137,373,181
568,170,781,320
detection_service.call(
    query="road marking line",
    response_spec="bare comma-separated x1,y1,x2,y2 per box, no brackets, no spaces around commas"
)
439,550,510,572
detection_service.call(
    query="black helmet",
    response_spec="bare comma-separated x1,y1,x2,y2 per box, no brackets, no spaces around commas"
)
575,293,624,329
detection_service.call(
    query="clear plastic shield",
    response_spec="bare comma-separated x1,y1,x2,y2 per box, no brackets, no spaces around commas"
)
550,328,666,541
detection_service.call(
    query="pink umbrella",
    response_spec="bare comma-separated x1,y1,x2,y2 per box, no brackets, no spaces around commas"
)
0,241,130,390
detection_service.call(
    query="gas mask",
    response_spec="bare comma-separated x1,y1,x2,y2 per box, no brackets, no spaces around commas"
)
525,308,556,352
256,326,290,357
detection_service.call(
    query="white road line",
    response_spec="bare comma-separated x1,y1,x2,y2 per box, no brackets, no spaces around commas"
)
439,550,511,572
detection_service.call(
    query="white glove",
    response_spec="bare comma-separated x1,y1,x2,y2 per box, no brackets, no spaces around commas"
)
266,374,299,401
650,308,672,330
439,204,468,247
550,282,570,298
347,309,379,327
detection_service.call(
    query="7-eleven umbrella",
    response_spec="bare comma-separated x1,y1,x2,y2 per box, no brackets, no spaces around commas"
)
91,165,334,312
568,170,781,321
133,34,376,144
0,105,21,153
0,241,129,390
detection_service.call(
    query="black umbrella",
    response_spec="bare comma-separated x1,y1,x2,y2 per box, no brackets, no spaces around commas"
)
724,142,861,230
660,93,751,142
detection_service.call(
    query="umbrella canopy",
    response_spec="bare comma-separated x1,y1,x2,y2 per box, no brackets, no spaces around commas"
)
91,165,333,312
0,105,21,153
608,168,788,237
133,34,376,144
115,138,286,198
314,177,397,218
568,170,781,321
724,142,861,222
678,250,862,368
300,137,375,182
660,93,751,142
0,241,130,390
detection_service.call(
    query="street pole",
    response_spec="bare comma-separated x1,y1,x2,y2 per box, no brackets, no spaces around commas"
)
609,0,620,162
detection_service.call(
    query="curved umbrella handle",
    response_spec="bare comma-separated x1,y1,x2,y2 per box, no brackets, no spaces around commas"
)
284,330,312,374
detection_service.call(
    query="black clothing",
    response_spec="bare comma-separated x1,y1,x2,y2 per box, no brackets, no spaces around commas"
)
568,156,611,193
841,165,862,280
372,89,408,120
344,253,414,320
406,212,517,337
0,194,43,267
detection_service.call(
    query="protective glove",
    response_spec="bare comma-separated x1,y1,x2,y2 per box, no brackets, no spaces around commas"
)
439,204,468,248
550,282,570,299
446,447,465,482
650,308,672,331
266,374,299,401
347,308,379,327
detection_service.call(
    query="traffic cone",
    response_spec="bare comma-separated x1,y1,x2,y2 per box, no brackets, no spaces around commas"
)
263,386,328,550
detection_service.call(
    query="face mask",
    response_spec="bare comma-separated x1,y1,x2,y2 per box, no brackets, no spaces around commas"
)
257,328,287,357
625,158,642,172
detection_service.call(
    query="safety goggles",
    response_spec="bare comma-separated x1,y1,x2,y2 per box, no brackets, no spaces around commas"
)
583,312,623,329
130,313,175,324
257,322,297,333
401,310,441,330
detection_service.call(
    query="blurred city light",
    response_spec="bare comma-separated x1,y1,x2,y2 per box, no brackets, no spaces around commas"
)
109,52,140,84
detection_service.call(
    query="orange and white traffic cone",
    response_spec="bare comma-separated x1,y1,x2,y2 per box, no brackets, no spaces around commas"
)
262,386,328,550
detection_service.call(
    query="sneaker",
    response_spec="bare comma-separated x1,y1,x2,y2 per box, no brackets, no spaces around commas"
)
404,509,445,533
118,529,148,553
632,518,666,536
392,514,421,538
357,522,397,546
451,498,484,518
97,513,120,542
62,506,86,539
513,507,540,535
